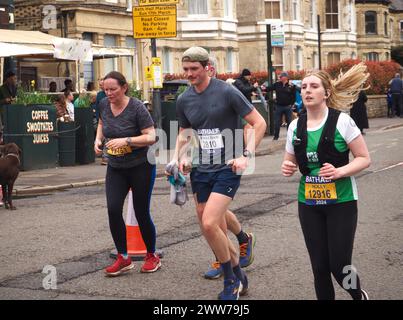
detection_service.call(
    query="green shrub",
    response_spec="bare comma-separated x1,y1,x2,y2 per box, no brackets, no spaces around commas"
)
13,88,52,105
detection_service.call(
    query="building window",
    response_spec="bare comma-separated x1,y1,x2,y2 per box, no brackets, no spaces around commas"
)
400,20,403,40
366,52,379,61
265,0,280,19
325,0,339,29
82,33,94,86
365,11,377,34
125,37,135,82
292,0,299,21
295,47,302,71
384,12,388,36
309,2,316,29
188,0,208,15
226,48,233,73
162,47,172,74
327,52,340,66
224,0,233,19
385,52,389,60
312,52,319,70
104,34,117,76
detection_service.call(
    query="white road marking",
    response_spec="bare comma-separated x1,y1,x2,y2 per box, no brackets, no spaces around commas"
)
374,162,403,173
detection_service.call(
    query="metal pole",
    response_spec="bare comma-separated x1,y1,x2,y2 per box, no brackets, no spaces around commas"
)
151,38,162,129
317,15,322,70
266,24,274,136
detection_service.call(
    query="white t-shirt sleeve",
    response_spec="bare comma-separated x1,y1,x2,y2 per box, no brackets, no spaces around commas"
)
285,119,298,154
337,112,361,144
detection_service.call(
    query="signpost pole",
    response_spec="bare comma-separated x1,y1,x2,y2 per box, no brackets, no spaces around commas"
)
266,24,274,136
151,38,162,129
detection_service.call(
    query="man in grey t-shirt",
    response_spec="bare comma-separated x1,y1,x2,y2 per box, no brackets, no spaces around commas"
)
169,46,266,300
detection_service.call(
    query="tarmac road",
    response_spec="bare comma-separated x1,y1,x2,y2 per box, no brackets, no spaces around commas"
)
0,125,402,300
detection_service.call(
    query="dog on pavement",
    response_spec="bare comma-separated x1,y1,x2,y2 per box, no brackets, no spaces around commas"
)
0,143,22,210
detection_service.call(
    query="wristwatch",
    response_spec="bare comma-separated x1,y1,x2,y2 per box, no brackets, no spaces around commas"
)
243,149,253,159
126,137,132,146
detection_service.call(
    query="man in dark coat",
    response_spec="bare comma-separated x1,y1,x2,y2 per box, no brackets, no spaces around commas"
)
350,90,369,134
233,69,259,103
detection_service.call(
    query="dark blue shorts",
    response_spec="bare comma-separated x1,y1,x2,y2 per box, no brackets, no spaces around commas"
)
190,168,241,204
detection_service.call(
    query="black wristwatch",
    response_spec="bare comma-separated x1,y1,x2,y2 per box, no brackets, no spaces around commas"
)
243,149,253,159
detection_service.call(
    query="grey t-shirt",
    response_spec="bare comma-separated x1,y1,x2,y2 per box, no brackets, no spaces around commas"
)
99,97,154,168
176,78,254,172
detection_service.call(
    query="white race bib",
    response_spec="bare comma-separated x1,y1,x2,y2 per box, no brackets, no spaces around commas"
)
199,133,224,150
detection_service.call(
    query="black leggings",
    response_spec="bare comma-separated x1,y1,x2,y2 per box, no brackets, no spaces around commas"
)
298,201,363,300
105,161,156,254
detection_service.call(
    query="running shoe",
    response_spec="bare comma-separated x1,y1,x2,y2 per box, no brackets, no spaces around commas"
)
361,289,369,300
141,253,161,273
218,278,243,300
239,274,248,296
105,254,134,277
239,233,256,268
204,261,223,279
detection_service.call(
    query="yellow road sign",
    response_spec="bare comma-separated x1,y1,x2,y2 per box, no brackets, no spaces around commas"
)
145,66,153,80
138,0,179,5
133,5,177,39
152,57,161,66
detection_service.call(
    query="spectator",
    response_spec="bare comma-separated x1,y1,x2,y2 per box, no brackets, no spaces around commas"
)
61,79,74,93
389,73,403,118
350,90,369,135
233,69,259,103
49,81,57,93
0,71,18,143
266,72,296,140
86,81,95,92
0,71,17,105
54,94,70,120
63,90,75,121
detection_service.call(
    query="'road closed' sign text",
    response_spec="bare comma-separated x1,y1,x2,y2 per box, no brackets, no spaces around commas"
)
133,5,177,39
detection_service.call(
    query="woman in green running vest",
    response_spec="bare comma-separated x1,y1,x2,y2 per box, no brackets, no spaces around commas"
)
281,63,371,300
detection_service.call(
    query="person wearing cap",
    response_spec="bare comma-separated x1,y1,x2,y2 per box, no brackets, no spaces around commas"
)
233,69,259,103
167,46,266,300
200,56,256,281
266,71,297,140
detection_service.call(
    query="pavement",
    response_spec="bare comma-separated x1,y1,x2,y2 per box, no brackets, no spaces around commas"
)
12,116,403,196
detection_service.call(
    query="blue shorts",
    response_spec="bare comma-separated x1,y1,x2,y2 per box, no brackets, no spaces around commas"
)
190,168,241,204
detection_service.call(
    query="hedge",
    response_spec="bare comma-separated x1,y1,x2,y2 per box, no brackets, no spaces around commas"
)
164,59,401,95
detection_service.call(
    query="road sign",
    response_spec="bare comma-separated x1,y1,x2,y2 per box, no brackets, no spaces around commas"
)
145,66,153,80
133,5,177,39
138,0,179,5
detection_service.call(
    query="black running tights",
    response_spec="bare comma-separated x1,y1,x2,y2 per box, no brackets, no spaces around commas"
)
105,162,156,255
298,201,363,300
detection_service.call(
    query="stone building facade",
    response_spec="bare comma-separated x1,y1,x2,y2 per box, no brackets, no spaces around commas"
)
12,0,403,97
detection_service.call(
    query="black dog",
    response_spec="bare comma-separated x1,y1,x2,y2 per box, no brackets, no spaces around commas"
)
0,143,22,210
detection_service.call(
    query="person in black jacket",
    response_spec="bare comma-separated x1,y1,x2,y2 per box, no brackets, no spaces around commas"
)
233,69,259,103
266,72,296,140
350,90,369,134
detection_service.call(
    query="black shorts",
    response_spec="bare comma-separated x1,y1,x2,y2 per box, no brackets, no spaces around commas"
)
190,168,241,204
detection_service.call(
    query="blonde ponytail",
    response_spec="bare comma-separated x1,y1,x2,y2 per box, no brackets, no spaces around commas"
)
306,62,370,111
329,62,370,110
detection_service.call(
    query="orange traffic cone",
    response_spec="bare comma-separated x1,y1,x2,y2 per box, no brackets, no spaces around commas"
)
125,190,147,258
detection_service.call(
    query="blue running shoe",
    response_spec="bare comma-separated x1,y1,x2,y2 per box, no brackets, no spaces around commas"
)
239,233,256,268
204,261,223,279
218,278,243,300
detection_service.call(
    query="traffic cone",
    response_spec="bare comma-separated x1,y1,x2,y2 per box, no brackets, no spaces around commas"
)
125,189,147,258
110,190,163,260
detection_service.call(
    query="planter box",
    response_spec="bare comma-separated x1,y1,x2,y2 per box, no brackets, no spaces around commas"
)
2,104,58,170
